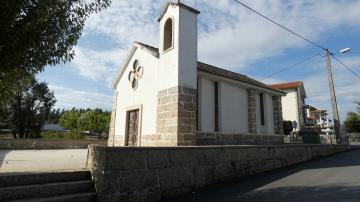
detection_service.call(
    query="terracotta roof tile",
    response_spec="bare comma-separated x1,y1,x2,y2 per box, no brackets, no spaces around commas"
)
269,81,302,90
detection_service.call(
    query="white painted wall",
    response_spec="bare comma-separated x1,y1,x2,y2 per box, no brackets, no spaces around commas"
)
198,75,277,135
198,76,215,132
265,94,275,134
178,8,197,89
255,92,276,135
158,5,179,91
281,89,300,130
158,4,197,91
114,48,158,145
219,82,248,134
297,87,305,127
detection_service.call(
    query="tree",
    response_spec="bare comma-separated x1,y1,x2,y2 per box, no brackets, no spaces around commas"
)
283,120,293,135
59,110,81,134
0,0,111,106
47,108,65,124
356,101,360,114
5,77,56,138
0,72,33,118
344,112,360,133
78,109,110,139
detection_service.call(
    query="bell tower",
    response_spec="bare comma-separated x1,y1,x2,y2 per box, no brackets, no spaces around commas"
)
155,2,200,146
157,2,199,90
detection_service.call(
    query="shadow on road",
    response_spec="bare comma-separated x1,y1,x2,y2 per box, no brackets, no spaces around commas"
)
237,185,360,202
164,148,360,202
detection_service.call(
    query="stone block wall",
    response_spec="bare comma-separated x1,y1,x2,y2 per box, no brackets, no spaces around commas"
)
0,139,106,149
142,86,196,146
272,96,284,135
87,144,350,202
247,89,257,134
107,93,117,146
195,132,284,145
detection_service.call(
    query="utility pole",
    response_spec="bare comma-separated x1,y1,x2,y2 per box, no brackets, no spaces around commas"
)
325,48,341,143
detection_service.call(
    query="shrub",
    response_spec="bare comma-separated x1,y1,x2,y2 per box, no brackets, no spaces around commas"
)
63,132,85,139
41,131,64,139
283,120,293,135
41,131,85,139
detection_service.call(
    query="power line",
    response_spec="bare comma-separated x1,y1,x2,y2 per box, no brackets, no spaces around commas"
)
232,0,360,80
261,53,321,81
330,54,360,79
233,0,326,51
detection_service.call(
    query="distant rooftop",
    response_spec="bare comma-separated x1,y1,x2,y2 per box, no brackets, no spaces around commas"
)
270,81,302,90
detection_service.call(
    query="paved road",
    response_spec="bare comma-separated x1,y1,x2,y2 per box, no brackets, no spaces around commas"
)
0,149,88,173
166,147,360,202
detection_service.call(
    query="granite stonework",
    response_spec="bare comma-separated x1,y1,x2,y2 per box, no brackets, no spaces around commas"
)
142,86,197,146
272,96,284,135
87,144,350,202
107,93,118,146
107,86,283,147
195,132,284,145
247,89,257,134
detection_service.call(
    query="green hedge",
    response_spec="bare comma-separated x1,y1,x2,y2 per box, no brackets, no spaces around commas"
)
41,131,84,139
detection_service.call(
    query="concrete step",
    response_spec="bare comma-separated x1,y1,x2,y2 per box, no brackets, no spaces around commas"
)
0,170,91,187
9,192,97,202
0,180,94,201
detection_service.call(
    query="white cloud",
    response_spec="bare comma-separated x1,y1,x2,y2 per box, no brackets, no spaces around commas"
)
195,0,360,68
76,0,360,78
303,55,360,120
49,85,113,109
54,0,360,113
259,54,360,120
84,0,161,47
71,47,126,85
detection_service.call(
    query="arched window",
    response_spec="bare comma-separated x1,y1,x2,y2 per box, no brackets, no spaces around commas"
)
163,18,173,51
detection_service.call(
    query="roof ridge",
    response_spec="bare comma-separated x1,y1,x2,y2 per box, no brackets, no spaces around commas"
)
134,41,159,50
197,61,248,78
197,62,284,94
157,2,200,22
270,81,302,86
131,42,284,94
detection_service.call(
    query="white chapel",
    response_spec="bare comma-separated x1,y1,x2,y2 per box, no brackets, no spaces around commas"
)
108,2,286,147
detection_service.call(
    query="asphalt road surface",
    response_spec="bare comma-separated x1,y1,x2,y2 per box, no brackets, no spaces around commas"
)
166,146,360,202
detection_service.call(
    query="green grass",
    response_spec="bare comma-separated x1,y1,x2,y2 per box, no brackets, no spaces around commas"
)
40,131,85,139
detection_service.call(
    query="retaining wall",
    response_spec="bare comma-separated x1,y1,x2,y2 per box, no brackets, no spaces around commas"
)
0,139,106,149
87,144,350,202
195,133,284,145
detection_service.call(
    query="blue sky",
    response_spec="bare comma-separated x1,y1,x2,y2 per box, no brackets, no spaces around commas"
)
37,0,360,121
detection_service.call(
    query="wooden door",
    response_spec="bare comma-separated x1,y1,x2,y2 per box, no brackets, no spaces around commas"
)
126,109,139,146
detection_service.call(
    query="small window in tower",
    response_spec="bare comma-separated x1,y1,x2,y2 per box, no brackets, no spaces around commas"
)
163,18,173,51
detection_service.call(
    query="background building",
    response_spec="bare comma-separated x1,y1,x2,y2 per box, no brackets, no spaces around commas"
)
270,81,306,131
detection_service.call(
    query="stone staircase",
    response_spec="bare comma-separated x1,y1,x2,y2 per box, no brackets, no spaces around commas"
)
0,170,96,202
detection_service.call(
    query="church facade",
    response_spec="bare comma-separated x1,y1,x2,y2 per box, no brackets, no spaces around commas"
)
108,2,285,147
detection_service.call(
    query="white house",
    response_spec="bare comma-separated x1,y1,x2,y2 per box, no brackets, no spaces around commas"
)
270,81,306,131
108,2,285,147
304,105,328,128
